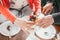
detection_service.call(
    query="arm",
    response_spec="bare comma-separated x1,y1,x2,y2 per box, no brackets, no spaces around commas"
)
0,4,34,31
52,12,60,25
36,13,60,28
28,0,41,15
0,4,16,23
33,0,41,14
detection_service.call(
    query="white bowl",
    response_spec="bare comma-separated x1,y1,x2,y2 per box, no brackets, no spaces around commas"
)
0,21,21,36
35,25,56,39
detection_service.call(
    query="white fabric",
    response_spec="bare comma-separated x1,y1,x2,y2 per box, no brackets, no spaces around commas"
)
0,14,7,23
10,0,28,9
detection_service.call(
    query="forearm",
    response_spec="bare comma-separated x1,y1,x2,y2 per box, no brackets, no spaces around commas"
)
0,4,16,23
52,12,60,25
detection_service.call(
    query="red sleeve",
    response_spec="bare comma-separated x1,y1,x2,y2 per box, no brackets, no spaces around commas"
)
0,4,16,23
33,0,41,13
28,0,41,15
28,0,33,9
2,0,10,8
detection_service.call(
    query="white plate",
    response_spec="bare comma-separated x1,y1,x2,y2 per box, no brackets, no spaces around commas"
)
35,25,56,39
0,21,21,36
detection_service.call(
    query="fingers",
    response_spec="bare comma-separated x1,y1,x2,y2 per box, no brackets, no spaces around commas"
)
44,8,50,14
42,7,53,14
26,21,35,24
36,18,44,27
45,7,53,14
35,15,54,28
42,3,53,14
36,20,49,28
42,7,46,14
41,24,49,28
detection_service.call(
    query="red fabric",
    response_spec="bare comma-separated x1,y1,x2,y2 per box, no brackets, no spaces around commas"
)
0,0,40,23
1,0,40,12
2,0,10,8
28,0,40,13
1,0,40,13
29,15,33,19
0,0,16,23
0,4,16,23
33,0,41,12
28,0,33,9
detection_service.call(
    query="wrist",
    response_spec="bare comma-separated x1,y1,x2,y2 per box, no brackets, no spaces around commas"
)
47,15,54,24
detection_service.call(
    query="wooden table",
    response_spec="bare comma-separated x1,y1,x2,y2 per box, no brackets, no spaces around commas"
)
0,24,60,40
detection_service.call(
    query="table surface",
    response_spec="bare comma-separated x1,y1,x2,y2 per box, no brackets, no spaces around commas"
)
0,24,60,40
